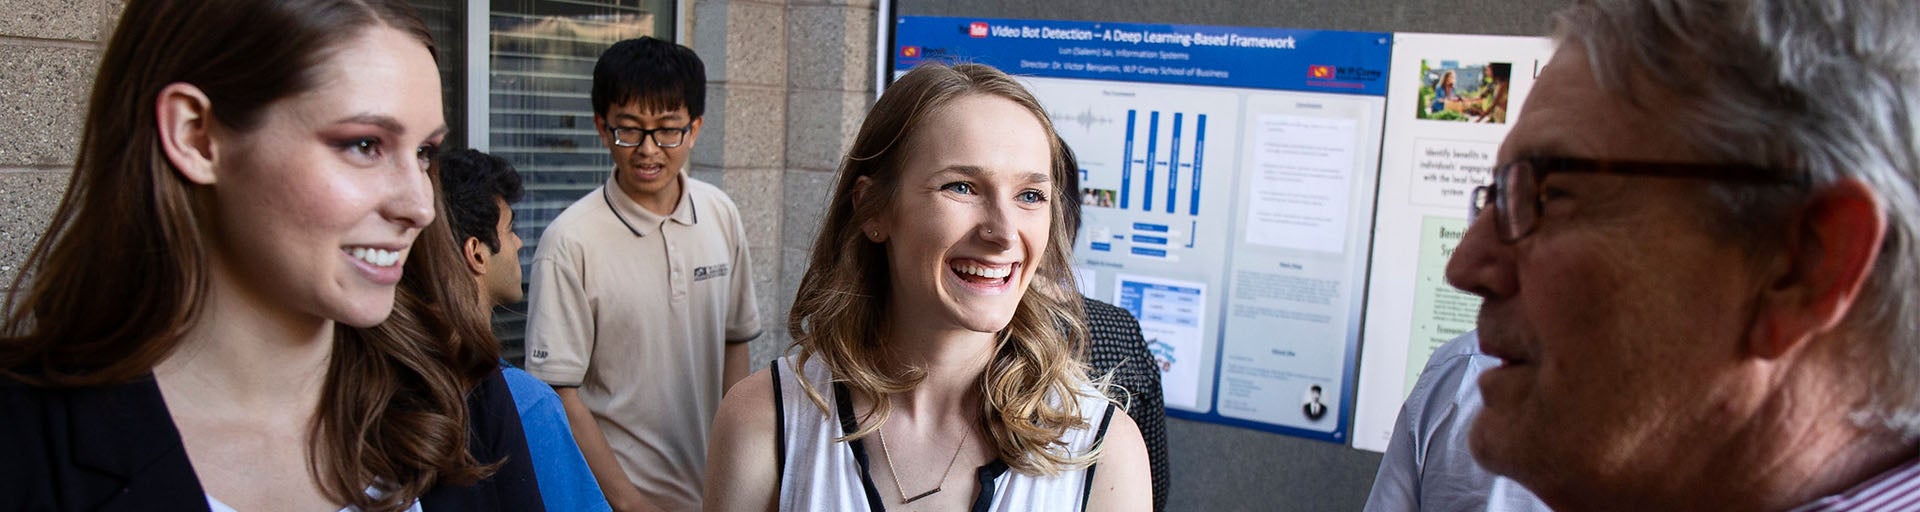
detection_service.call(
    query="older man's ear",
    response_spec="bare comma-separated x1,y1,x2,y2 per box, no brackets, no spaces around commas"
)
1748,178,1886,359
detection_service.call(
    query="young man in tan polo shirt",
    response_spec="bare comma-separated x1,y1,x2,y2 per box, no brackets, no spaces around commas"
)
524,37,761,512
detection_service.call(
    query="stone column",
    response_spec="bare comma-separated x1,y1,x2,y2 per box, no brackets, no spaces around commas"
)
689,0,875,369
777,0,874,364
690,0,790,368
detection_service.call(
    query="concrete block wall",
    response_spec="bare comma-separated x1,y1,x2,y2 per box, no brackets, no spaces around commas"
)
690,0,876,370
0,0,121,297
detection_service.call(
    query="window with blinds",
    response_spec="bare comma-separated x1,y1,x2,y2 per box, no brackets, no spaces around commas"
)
408,0,466,151
411,0,673,362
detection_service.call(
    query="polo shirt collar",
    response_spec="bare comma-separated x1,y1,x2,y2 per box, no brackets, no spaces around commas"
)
602,171,698,237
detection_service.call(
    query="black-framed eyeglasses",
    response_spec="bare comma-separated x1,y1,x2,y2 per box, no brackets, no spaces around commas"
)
1469,156,1802,242
608,125,690,148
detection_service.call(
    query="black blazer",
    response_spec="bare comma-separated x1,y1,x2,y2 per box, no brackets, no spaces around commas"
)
0,368,546,511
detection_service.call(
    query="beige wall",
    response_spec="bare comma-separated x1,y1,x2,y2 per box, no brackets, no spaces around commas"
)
0,0,121,296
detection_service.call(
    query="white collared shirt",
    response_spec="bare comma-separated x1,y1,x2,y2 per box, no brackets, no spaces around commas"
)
1364,331,1552,512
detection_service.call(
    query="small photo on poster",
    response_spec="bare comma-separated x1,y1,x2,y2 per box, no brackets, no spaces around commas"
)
1301,384,1329,421
1414,60,1513,124
1079,188,1119,209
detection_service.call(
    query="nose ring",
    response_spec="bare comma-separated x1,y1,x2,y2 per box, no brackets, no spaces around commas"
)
986,228,993,235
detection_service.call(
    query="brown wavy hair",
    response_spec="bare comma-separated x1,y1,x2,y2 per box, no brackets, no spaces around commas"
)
789,62,1096,476
0,1,499,510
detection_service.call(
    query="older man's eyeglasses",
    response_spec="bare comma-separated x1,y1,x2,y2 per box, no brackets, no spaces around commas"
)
608,126,690,148
1469,156,1801,242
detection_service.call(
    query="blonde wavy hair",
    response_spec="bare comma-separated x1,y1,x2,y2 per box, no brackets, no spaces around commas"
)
788,62,1096,476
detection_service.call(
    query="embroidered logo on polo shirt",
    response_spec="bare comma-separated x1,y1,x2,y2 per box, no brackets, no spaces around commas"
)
693,263,730,282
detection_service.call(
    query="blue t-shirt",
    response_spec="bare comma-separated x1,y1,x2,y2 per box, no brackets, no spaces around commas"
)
501,362,612,512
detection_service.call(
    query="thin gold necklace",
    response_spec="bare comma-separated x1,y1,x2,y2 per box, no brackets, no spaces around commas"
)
876,426,968,504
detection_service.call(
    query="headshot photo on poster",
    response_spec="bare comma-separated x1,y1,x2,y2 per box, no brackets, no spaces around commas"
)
1302,384,1328,421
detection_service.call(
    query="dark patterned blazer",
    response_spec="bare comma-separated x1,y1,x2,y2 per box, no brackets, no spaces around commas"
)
1084,297,1170,511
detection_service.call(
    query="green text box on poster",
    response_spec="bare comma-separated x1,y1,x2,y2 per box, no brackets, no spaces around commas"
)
1404,216,1482,393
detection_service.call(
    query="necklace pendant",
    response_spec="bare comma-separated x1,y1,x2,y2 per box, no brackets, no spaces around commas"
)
900,487,942,504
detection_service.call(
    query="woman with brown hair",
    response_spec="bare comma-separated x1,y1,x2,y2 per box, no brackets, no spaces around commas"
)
704,62,1152,511
0,1,542,510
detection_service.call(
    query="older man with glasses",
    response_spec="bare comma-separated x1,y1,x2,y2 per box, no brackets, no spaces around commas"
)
1443,0,1920,510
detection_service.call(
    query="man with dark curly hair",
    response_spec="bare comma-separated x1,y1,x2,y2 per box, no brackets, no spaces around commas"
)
439,148,611,512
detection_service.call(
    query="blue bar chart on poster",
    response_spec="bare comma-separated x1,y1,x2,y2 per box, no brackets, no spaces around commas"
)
894,15,1391,442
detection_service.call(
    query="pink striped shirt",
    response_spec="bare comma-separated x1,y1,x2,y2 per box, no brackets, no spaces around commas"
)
1792,457,1920,512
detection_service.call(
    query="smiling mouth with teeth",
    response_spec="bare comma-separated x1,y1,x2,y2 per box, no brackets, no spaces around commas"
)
349,247,403,267
952,261,1013,284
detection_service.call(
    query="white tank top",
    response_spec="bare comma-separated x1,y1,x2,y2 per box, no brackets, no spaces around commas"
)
771,356,1117,512
206,487,422,512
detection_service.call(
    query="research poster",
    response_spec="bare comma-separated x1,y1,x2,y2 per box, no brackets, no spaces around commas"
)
1350,33,1555,452
894,16,1391,442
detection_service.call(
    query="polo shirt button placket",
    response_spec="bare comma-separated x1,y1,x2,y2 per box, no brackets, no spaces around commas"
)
666,237,687,301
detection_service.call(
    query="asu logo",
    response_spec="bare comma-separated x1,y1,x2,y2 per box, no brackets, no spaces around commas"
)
969,22,989,38
901,46,921,58
693,263,730,282
1308,65,1335,79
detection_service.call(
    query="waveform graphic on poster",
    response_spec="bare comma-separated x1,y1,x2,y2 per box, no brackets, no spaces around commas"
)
1053,106,1117,131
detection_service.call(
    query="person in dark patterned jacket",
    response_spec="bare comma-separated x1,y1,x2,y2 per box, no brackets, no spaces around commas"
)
1060,141,1170,511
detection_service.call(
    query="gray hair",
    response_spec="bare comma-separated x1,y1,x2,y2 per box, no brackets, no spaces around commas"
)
1556,0,1920,435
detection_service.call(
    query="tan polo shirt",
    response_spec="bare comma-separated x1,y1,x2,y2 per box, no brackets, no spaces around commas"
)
524,173,761,511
